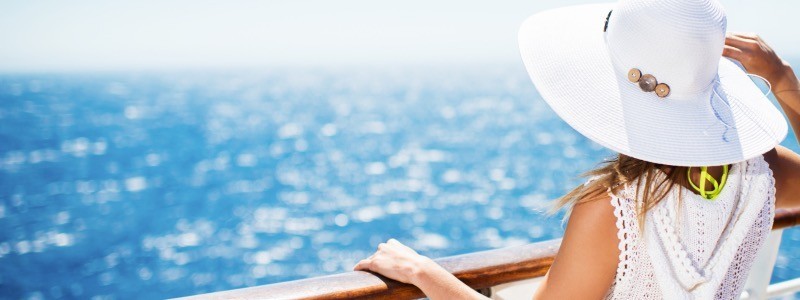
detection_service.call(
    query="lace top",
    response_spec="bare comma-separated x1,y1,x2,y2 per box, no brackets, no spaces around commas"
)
603,155,776,299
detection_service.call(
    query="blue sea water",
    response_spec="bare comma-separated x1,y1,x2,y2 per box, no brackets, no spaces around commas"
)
0,65,799,299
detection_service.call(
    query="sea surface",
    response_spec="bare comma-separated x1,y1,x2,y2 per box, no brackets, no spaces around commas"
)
1,64,799,299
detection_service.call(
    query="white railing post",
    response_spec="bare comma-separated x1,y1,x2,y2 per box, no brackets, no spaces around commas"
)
491,276,544,300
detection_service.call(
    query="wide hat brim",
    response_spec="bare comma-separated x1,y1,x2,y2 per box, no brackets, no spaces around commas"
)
518,3,787,166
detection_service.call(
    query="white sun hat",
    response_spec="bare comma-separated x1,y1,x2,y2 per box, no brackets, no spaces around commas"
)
518,0,787,167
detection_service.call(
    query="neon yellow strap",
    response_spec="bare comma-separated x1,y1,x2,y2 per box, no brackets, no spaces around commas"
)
687,165,729,200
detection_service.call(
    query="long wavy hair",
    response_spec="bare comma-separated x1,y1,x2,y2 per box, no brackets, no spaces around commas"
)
548,153,690,233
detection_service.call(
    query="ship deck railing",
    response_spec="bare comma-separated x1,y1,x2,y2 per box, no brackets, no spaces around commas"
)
177,207,800,300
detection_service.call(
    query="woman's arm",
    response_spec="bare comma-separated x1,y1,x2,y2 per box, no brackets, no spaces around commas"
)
532,191,619,299
409,258,489,300
353,238,488,300
723,32,800,209
763,146,800,209
353,189,620,300
724,33,800,144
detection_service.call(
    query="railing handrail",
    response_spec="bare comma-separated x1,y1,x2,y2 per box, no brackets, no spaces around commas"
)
176,208,800,300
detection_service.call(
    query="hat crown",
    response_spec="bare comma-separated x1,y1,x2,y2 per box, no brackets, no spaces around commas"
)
606,0,727,96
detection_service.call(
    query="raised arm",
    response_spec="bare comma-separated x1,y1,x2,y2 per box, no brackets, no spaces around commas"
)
724,32,800,209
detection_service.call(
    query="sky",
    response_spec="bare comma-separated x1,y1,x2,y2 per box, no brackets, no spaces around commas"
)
0,0,797,72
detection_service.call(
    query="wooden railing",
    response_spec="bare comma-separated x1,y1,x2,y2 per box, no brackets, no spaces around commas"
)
177,208,800,300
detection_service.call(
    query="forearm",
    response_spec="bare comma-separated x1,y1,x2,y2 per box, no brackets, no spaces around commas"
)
411,259,489,300
777,97,800,145
773,63,800,145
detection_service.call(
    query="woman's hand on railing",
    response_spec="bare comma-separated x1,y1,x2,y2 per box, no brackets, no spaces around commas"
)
354,238,489,300
353,238,434,284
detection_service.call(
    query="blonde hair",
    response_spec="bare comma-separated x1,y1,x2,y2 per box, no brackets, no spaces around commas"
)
548,153,689,233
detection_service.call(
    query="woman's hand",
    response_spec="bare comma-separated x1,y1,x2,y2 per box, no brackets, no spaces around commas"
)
353,238,436,285
725,32,800,210
354,239,488,300
723,32,799,94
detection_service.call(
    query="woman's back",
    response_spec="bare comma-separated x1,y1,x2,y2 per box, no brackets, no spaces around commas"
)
605,155,775,299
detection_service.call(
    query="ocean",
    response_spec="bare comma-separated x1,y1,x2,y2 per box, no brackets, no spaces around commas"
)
1,64,799,299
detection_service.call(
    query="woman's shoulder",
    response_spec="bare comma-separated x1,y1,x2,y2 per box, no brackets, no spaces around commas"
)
538,190,619,298
569,188,616,220
570,190,617,235
762,146,800,209
565,189,619,261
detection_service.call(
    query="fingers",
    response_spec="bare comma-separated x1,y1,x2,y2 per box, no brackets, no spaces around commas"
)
732,32,760,41
722,45,745,62
353,258,372,271
353,238,407,271
354,252,378,271
725,34,757,50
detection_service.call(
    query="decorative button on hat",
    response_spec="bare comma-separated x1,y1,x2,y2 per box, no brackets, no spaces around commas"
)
628,68,670,98
655,83,671,97
518,0,788,166
627,68,641,82
638,74,658,93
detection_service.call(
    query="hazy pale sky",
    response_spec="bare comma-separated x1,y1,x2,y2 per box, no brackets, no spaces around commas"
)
0,0,797,72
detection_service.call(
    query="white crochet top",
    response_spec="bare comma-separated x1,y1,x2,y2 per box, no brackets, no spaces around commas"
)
603,155,776,299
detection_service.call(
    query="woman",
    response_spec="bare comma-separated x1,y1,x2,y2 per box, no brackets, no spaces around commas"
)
354,0,800,299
